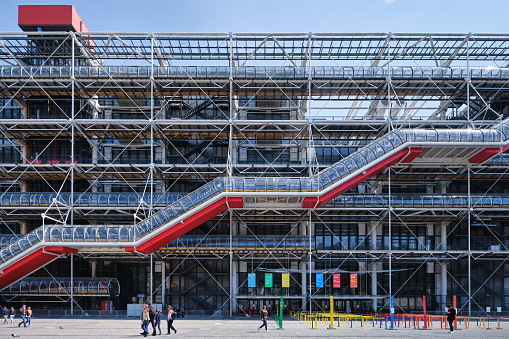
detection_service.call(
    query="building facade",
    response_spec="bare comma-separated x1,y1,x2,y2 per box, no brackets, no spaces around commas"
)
1,6,509,316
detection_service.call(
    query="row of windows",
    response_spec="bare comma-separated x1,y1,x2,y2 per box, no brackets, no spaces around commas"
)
0,108,22,119
315,225,430,251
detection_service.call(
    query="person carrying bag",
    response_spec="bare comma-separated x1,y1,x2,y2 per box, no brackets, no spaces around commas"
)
166,305,177,335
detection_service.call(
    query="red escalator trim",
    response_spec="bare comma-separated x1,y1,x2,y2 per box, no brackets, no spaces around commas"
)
469,148,500,163
0,246,77,290
301,196,319,209
302,148,415,209
126,197,244,255
226,197,244,209
400,147,423,163
469,144,509,164
45,246,79,255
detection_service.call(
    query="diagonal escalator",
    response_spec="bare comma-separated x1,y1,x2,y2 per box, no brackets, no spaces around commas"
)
1,118,509,289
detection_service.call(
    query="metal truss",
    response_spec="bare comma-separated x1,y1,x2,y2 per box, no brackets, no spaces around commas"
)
1,32,509,316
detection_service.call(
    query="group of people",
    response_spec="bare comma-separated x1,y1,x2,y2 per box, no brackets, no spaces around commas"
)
2,304,33,327
140,302,178,337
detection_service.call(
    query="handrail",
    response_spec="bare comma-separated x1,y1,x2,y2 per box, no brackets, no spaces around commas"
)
1,65,508,80
2,192,509,209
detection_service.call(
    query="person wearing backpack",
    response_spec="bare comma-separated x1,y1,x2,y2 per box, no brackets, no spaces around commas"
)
147,301,157,336
166,305,177,335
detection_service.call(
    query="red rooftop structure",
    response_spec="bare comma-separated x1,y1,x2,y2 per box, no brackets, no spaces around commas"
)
18,5,89,32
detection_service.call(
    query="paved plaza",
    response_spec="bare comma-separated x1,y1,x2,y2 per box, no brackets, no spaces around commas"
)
1,317,509,338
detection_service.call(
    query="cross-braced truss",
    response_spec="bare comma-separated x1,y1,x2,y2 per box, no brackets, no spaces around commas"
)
1,32,509,315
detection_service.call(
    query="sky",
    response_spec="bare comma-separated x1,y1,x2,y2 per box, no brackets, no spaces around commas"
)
0,0,508,33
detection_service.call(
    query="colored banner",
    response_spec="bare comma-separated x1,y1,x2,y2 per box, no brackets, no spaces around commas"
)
316,273,324,288
333,273,341,288
248,273,256,287
265,273,273,288
282,273,290,288
350,273,358,288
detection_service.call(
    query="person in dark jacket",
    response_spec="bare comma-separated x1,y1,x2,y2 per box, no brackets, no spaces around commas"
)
155,310,162,335
446,304,457,333
258,305,268,332
18,304,27,327
2,306,9,324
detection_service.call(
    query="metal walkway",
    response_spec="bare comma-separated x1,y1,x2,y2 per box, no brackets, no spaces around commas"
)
1,65,508,98
3,192,509,210
1,277,120,296
0,118,508,289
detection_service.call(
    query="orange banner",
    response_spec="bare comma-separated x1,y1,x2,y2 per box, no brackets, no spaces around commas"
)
350,273,358,288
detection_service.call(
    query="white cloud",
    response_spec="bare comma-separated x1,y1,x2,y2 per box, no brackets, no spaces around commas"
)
385,0,396,3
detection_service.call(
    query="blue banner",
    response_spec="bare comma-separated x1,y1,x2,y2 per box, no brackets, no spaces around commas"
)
248,273,256,287
316,273,324,288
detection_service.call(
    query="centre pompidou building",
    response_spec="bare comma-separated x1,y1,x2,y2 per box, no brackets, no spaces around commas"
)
0,5,509,316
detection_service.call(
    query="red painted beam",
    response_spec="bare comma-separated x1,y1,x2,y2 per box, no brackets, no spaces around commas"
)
469,148,500,163
227,197,244,209
469,144,509,164
126,197,244,255
302,197,318,209
45,246,79,255
0,246,77,290
400,147,423,163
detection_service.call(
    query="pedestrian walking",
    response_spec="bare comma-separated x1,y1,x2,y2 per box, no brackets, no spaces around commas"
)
446,304,456,333
166,305,177,334
147,301,157,336
18,304,27,327
2,306,9,324
258,305,268,332
140,304,150,337
180,306,184,319
9,307,15,324
155,310,162,335
27,307,32,327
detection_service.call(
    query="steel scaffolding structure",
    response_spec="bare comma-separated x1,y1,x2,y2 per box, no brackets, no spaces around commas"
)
1,29,509,316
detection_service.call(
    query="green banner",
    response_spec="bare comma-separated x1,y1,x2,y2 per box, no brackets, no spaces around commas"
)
265,273,273,287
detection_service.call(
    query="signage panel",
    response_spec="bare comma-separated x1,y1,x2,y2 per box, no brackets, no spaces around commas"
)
265,273,273,288
248,273,256,287
350,273,358,288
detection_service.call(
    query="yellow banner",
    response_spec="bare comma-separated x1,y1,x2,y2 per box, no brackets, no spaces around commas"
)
282,273,290,287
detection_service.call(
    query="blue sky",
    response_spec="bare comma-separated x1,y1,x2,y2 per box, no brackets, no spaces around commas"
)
1,0,508,33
